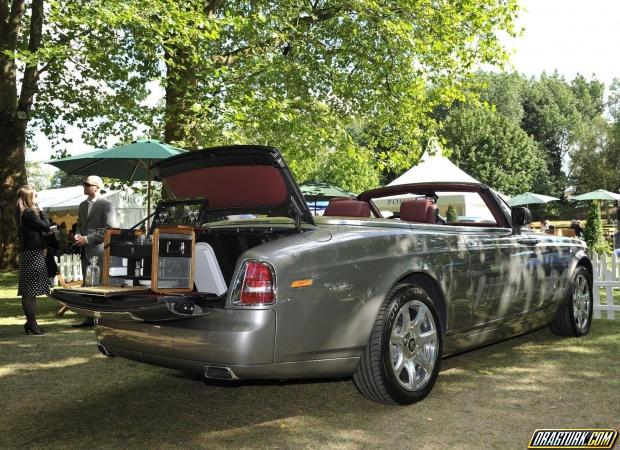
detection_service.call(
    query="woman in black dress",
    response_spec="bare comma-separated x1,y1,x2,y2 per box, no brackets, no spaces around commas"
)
15,185,51,335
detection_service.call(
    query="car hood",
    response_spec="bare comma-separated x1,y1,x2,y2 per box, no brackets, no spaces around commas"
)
155,145,315,227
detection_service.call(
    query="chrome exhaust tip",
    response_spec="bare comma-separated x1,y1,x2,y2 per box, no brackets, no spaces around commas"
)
204,365,239,380
96,343,114,357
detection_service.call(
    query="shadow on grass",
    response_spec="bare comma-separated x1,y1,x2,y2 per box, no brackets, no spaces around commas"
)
0,321,618,449
1,268,619,448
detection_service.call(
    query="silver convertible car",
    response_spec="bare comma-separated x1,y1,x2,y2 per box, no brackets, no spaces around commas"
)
52,146,593,405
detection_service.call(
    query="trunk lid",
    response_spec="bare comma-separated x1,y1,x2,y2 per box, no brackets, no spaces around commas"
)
155,145,315,228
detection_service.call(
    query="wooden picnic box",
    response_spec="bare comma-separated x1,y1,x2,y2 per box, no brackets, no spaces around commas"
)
102,226,195,294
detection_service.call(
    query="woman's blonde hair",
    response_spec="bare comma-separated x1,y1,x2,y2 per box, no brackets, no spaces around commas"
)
16,185,40,224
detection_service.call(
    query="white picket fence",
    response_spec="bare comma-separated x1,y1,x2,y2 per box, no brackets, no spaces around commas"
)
592,252,620,320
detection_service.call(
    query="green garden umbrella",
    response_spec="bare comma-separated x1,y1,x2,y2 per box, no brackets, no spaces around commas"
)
47,139,186,219
508,192,559,207
299,181,355,200
570,189,620,202
571,189,620,232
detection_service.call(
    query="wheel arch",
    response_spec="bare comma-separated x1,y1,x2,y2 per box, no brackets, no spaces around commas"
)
394,271,448,335
576,256,593,277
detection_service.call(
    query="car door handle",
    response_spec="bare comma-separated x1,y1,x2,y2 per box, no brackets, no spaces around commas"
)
466,241,480,248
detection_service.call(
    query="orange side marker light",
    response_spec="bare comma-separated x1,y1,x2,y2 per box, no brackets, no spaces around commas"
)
291,279,313,288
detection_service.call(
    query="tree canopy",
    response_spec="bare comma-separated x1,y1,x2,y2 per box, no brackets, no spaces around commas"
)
438,71,617,208
440,105,546,195
27,0,520,185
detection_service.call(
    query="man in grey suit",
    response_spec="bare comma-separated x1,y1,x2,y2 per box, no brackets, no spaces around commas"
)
73,175,117,327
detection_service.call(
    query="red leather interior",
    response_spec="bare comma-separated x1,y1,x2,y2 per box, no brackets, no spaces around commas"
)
164,165,287,208
400,199,436,223
324,200,371,217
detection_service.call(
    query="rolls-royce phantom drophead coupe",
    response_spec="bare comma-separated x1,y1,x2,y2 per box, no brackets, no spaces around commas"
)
52,146,593,405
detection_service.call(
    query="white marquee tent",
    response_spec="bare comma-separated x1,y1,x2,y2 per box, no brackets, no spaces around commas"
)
373,143,495,220
38,185,147,229
387,151,479,186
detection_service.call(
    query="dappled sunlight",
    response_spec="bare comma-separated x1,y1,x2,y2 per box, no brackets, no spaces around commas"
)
16,343,36,349
195,415,377,448
557,346,597,354
0,317,29,325
440,367,468,376
0,263,619,448
0,356,92,378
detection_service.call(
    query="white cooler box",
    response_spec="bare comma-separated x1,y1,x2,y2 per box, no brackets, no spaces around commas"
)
194,242,227,296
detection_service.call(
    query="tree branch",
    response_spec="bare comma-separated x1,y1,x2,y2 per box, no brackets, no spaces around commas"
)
211,6,341,67
0,0,24,48
17,0,43,118
8,0,24,23
204,0,224,17
37,29,93,77
0,0,10,27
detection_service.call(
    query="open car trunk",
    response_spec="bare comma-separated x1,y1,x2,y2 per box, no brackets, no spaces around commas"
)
195,224,299,285
51,223,299,321
51,145,312,321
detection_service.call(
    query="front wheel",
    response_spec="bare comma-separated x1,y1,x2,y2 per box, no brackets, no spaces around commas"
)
550,265,593,337
353,281,442,405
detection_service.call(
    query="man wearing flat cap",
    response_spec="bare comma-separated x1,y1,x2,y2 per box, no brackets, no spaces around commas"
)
73,175,117,327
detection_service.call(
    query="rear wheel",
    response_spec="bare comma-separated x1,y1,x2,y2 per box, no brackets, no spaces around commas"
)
353,281,442,404
550,265,593,337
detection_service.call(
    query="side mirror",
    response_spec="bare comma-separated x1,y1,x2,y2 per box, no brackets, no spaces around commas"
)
511,207,532,234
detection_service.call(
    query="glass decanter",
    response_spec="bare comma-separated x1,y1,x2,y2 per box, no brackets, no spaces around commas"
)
85,256,101,287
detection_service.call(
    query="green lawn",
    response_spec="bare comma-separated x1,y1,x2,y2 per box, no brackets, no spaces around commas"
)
1,270,619,449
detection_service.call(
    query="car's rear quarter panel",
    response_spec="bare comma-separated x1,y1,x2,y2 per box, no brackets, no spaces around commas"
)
242,220,472,364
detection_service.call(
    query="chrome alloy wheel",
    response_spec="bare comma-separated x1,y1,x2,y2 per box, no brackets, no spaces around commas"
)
389,300,438,391
572,273,591,333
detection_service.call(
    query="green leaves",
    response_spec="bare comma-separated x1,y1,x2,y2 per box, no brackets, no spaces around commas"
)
583,201,611,254
440,71,616,207
441,105,546,196
13,0,519,189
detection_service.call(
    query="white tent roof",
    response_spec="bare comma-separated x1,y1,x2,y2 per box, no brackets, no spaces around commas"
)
388,145,479,186
38,186,115,212
374,143,489,214
38,185,147,229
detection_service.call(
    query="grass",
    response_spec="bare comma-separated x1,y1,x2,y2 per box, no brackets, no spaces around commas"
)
1,270,620,449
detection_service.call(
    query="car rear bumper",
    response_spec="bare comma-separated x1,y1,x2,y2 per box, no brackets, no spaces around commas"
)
104,343,360,380
95,309,360,379
96,308,276,367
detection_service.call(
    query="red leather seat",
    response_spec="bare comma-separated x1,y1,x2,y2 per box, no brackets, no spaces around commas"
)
323,199,371,217
400,199,436,223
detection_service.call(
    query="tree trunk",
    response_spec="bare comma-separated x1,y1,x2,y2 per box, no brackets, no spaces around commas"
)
163,0,224,147
0,121,28,267
0,0,43,268
163,46,198,146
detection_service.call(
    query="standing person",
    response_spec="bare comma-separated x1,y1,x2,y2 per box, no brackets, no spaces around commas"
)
57,221,68,255
45,229,60,286
73,175,117,328
15,185,51,335
67,227,75,254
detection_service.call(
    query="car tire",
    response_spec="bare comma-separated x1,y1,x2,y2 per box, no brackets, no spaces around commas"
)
353,281,442,405
550,265,593,337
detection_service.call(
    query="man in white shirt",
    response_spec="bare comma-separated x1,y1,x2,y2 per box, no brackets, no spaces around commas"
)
73,175,117,327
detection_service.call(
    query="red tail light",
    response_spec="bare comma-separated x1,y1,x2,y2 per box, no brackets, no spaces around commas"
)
237,261,275,305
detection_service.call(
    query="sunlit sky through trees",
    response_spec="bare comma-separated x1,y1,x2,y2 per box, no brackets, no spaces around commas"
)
29,0,620,164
